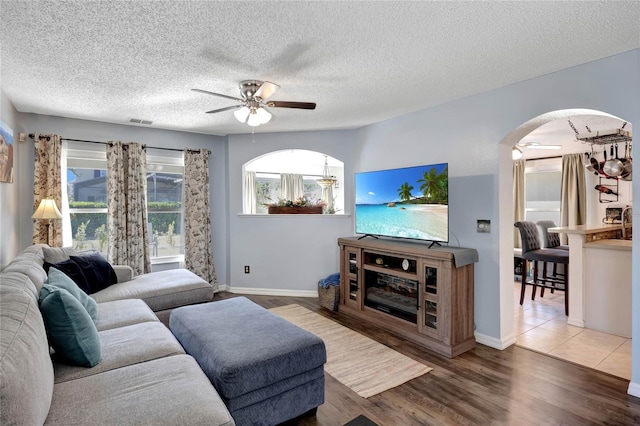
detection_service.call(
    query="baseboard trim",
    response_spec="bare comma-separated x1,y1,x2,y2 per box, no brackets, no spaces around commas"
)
628,381,640,398
227,287,318,298
475,331,516,350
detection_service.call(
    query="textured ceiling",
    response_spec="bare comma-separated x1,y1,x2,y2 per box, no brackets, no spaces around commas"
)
1,1,639,137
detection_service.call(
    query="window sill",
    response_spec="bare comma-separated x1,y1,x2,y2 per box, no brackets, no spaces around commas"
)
151,255,184,265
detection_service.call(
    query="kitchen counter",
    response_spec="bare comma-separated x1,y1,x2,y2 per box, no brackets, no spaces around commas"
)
585,238,632,251
549,223,624,235
547,224,631,338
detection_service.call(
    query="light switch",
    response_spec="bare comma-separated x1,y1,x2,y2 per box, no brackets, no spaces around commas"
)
477,220,491,233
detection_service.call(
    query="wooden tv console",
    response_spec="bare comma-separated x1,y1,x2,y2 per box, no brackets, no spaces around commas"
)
337,237,478,358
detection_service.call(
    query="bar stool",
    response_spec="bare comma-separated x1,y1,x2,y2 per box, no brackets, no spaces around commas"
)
536,220,568,291
514,221,570,315
536,220,569,250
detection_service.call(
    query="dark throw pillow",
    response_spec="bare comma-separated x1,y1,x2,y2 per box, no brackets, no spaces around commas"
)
38,284,102,367
44,258,91,294
69,253,118,293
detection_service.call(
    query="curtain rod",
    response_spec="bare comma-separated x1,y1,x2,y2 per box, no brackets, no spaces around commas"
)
28,134,211,154
524,155,564,161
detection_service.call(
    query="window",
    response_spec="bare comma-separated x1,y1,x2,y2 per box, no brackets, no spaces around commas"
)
243,150,344,214
65,143,184,260
524,158,561,225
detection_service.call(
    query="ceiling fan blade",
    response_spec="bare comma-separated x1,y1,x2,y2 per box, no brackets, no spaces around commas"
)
254,81,280,100
191,88,244,102
266,101,316,110
205,105,242,114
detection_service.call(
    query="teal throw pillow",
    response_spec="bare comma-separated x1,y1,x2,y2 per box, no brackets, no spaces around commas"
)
46,267,99,325
38,285,102,367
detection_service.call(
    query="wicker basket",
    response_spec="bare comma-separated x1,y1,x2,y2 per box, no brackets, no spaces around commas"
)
318,285,340,311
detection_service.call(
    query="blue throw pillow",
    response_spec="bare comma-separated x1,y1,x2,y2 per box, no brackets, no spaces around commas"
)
38,284,102,367
46,267,99,325
70,253,118,293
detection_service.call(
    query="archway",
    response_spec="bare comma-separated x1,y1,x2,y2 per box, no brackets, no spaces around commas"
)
497,108,631,348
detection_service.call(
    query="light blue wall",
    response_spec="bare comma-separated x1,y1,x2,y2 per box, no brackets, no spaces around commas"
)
10,113,229,285
0,89,22,269
226,130,359,294
355,49,639,390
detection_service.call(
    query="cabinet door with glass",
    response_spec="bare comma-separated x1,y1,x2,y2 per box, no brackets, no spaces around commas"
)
418,259,442,339
342,247,362,309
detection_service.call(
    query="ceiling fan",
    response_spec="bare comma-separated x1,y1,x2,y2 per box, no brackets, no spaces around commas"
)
192,80,316,127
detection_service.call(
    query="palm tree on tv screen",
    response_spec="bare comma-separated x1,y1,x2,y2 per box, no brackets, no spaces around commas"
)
417,167,448,204
397,182,414,202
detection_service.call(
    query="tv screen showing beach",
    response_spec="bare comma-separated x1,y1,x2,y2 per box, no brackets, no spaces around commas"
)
355,163,448,242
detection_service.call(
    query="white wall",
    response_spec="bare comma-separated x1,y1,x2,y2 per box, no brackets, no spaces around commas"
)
0,89,21,268
11,113,229,286
227,130,359,295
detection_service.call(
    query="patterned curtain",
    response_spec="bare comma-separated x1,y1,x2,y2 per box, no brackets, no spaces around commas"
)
184,149,217,289
106,142,150,275
513,159,526,248
33,134,63,247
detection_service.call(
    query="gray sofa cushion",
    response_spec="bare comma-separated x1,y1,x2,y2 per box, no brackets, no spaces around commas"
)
0,287,54,426
96,299,158,331
42,246,78,264
54,321,185,383
45,355,235,426
92,269,214,311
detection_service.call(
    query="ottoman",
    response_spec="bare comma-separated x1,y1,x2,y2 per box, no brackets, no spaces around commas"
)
169,297,326,426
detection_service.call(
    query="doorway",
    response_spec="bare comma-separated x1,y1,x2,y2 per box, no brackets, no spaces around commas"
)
498,109,633,379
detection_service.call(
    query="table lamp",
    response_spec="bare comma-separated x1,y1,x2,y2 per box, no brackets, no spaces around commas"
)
32,198,62,246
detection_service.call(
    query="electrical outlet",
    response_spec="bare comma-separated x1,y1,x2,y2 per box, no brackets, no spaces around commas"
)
244,265,250,274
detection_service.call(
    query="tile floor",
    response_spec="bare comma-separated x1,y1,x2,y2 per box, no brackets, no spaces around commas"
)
513,281,631,380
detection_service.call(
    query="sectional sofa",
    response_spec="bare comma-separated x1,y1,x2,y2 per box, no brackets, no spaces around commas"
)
0,244,235,425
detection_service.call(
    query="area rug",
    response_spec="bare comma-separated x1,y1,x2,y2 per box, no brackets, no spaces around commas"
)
269,304,432,398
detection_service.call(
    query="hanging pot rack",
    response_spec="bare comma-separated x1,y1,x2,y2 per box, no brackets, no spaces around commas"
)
569,119,632,145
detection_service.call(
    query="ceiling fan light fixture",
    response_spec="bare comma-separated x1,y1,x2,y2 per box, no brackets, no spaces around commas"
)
234,106,250,123
255,107,272,124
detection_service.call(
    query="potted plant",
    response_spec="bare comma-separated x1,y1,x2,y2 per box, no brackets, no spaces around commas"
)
266,196,325,214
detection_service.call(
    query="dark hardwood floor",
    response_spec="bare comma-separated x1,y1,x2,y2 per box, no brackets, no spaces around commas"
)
214,292,640,425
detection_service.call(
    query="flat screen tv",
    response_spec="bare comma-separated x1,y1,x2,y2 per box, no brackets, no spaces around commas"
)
355,163,448,244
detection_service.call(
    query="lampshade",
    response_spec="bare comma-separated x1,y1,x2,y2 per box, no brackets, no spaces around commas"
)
234,106,250,123
246,107,272,127
31,198,62,219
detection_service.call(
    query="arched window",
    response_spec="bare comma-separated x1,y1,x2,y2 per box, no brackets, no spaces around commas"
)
243,150,344,214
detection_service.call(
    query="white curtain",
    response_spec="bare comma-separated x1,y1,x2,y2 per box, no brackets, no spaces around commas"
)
183,149,217,289
560,153,586,244
321,185,334,213
513,159,526,248
281,173,303,201
106,142,150,275
243,171,257,214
